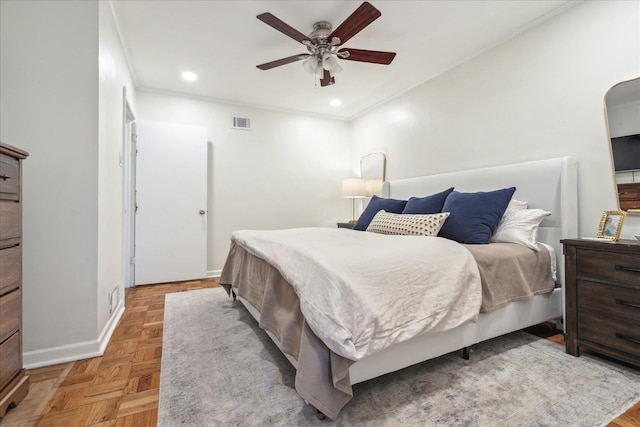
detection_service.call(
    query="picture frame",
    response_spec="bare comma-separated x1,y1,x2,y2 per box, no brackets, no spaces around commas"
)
596,210,626,241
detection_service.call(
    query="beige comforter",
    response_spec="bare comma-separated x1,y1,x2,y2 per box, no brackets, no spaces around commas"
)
220,228,554,419
229,228,483,361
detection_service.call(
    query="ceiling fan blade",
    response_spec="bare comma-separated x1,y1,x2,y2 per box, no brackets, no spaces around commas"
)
320,69,335,87
257,54,308,70
328,2,381,46
257,13,310,44
339,48,396,65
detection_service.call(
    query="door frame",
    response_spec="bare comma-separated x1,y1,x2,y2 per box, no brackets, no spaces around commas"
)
122,87,137,288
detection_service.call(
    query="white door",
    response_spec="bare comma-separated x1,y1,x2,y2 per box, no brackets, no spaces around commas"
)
135,120,208,285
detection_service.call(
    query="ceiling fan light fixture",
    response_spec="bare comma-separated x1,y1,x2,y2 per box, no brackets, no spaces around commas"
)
322,53,342,77
302,56,320,75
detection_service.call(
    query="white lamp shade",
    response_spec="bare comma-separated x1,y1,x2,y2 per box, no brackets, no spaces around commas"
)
364,179,383,196
342,178,366,198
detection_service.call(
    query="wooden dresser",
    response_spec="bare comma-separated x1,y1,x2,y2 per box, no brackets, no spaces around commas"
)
0,142,29,416
562,238,640,368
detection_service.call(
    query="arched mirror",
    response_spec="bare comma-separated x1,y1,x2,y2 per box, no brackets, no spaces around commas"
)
360,152,386,196
605,77,640,214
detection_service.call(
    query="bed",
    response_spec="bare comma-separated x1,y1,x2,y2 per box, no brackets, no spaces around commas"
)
220,156,578,420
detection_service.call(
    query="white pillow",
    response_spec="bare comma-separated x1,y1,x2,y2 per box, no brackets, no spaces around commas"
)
490,208,551,250
366,210,450,236
507,199,528,210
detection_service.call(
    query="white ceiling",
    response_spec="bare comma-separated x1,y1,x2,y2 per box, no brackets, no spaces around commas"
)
111,0,579,120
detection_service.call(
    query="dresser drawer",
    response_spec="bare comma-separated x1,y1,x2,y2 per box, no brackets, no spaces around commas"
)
0,154,19,201
0,289,20,344
0,245,20,295
0,201,20,240
577,280,640,323
578,310,640,357
0,332,21,389
577,248,640,286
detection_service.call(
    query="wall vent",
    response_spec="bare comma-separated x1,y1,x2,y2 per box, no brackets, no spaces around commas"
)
232,117,251,130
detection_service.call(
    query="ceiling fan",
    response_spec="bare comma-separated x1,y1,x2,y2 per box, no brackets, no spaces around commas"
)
256,1,396,87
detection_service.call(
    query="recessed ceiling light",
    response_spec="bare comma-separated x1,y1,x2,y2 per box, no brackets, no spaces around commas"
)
330,99,342,107
182,71,198,81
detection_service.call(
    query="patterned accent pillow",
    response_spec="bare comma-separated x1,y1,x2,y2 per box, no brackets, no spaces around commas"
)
366,211,450,236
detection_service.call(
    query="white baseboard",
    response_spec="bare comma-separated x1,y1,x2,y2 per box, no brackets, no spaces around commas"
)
23,302,125,369
207,269,221,278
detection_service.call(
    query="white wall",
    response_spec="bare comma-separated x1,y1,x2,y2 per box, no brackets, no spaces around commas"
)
0,1,100,350
1,0,136,367
97,2,137,337
135,92,351,270
350,0,640,239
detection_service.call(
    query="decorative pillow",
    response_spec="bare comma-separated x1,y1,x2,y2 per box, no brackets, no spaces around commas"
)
353,195,407,231
402,187,455,214
490,208,551,250
438,187,516,244
507,199,528,211
366,210,450,236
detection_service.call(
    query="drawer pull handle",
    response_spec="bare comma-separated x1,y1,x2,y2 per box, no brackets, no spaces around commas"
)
615,333,640,346
614,264,640,274
615,299,640,309
0,174,10,180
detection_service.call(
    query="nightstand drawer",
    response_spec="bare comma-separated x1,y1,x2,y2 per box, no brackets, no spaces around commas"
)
578,310,640,357
577,280,640,323
577,248,640,286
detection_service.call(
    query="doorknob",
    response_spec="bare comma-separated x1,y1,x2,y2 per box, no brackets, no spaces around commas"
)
199,209,206,215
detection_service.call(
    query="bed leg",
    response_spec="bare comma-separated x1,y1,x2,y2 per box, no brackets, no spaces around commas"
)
461,346,470,360
231,290,237,301
312,406,326,421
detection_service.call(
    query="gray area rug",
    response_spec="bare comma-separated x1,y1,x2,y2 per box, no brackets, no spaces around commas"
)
158,288,640,426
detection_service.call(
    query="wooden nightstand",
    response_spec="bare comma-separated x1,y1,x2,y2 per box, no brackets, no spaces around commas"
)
337,222,355,229
562,238,640,367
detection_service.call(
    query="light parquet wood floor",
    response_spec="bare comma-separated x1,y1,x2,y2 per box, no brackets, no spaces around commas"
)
1,278,638,426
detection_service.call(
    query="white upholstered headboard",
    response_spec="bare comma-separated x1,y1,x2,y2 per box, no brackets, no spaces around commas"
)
382,157,578,286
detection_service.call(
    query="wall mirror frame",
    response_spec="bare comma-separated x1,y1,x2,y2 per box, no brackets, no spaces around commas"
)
604,77,640,215
360,152,386,197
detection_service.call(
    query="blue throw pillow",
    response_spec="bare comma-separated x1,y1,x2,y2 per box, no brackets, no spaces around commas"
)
438,187,516,244
402,187,454,214
353,195,407,231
